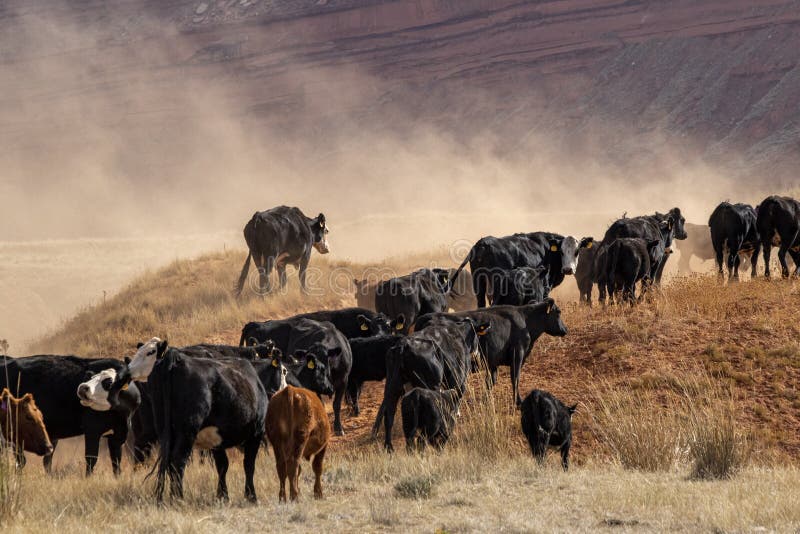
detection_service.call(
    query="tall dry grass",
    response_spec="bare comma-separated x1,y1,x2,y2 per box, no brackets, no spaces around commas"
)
0,441,21,525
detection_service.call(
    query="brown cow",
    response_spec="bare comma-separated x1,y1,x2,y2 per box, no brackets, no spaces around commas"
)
1,388,54,462
266,385,331,502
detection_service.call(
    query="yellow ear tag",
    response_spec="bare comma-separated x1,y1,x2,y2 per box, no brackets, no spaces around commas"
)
477,328,488,336
550,245,558,252
121,383,129,391
396,323,404,331
307,360,315,370
586,241,593,249
360,324,369,331
271,359,279,368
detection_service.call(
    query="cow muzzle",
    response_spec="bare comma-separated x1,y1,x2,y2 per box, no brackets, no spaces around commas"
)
77,384,90,401
313,240,330,254
562,267,574,275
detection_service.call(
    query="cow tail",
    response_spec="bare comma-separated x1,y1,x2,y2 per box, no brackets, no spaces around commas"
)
235,250,253,297
447,247,473,293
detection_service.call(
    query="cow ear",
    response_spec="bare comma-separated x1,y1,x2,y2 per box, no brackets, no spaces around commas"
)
124,356,131,365
580,237,594,249
393,314,406,332
247,337,260,347
318,213,326,227
357,314,371,331
568,404,578,415
273,348,283,359
137,342,144,349
545,298,555,314
157,340,169,358
549,239,559,252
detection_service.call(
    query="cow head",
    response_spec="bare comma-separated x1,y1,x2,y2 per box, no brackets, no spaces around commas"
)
261,347,289,398
550,236,594,276
250,338,278,359
357,313,392,336
311,213,330,254
128,337,169,381
667,207,687,240
0,388,53,456
77,368,118,411
540,298,568,337
290,345,337,396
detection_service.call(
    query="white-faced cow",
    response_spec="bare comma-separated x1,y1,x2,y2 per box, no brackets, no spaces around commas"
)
452,232,593,308
1,355,140,476
235,206,329,296
126,338,268,503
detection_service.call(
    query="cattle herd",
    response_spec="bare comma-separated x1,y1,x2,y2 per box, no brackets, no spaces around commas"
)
1,196,799,504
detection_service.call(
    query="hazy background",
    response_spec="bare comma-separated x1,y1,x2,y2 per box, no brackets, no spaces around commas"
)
2,0,797,349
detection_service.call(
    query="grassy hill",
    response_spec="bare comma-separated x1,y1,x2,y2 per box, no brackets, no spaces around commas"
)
11,247,800,531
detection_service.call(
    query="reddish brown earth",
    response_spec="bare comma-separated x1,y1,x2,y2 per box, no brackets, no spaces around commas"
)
3,0,800,186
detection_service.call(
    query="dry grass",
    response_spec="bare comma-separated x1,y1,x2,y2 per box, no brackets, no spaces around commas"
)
3,451,799,532
0,444,21,525
14,247,800,531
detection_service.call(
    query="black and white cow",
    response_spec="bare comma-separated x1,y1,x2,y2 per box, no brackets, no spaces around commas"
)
125,339,268,503
376,317,487,451
235,206,329,296
0,355,140,476
520,389,576,470
401,388,461,451
346,334,403,416
374,268,451,334
756,195,800,278
452,232,593,308
413,299,568,406
708,202,760,281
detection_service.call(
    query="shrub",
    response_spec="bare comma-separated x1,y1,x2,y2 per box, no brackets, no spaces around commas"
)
686,399,751,480
394,475,437,499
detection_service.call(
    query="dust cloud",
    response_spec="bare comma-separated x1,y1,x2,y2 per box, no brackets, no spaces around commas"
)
0,1,762,348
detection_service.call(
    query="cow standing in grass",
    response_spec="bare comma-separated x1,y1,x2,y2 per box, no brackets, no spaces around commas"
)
756,195,800,278
235,206,329,296
266,385,331,501
520,389,576,470
0,388,53,464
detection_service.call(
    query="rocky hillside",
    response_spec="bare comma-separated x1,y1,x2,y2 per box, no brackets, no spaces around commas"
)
3,0,800,187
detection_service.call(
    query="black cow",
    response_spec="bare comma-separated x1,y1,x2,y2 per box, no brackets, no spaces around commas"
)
401,388,461,451
575,243,611,306
377,318,486,451
0,355,140,476
676,222,716,273
413,299,567,406
239,307,390,348
235,206,329,296
597,207,685,301
708,202,760,281
453,232,593,308
756,195,800,278
125,339,268,503
346,334,403,416
605,238,662,305
180,343,271,361
285,319,353,436
374,268,451,334
488,266,550,306
520,389,576,470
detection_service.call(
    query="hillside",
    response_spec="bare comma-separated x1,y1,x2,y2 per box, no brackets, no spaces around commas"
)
29,249,800,459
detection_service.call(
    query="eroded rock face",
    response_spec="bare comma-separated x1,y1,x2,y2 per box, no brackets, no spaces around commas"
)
3,0,800,182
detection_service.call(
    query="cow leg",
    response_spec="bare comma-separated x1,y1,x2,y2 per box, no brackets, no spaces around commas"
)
277,264,288,290
762,242,772,278
370,401,386,439
654,255,667,286
790,249,800,277
475,272,487,308
168,435,194,500
274,447,288,503
750,243,761,278
288,441,305,501
84,432,101,476
511,348,525,407
298,255,311,294
714,239,725,278
257,255,274,294
211,449,230,502
778,245,790,278
332,384,345,436
732,249,742,281
560,440,571,471
312,446,326,499
383,390,402,452
43,439,57,474
242,437,260,502
348,382,361,417
107,435,124,477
